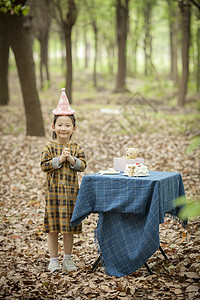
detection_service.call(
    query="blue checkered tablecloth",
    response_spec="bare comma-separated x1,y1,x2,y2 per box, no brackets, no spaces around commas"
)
70,171,186,277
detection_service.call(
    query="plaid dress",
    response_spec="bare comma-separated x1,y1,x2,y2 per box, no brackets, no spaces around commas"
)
41,140,87,233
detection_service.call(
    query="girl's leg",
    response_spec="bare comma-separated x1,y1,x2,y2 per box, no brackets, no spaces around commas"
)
63,233,77,271
47,232,61,272
47,232,59,258
63,233,74,255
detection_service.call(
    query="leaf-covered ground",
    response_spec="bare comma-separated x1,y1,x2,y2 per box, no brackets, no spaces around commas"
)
0,75,200,299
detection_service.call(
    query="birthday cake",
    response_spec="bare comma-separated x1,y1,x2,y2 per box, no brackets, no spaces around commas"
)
114,148,144,172
124,163,149,177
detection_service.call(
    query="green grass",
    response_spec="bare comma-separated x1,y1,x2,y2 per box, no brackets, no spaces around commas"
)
153,111,200,133
4,65,200,138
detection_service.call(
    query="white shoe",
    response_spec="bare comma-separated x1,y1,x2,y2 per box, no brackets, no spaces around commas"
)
63,258,77,272
48,261,61,273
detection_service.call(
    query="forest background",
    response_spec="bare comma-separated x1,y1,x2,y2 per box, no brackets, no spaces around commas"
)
0,0,200,299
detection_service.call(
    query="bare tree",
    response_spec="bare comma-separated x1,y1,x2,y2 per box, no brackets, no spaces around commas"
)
192,0,200,92
178,0,191,107
30,0,52,90
0,1,45,136
54,0,77,103
142,0,157,77
83,0,100,88
130,4,142,76
167,0,179,85
114,0,129,92
0,16,9,105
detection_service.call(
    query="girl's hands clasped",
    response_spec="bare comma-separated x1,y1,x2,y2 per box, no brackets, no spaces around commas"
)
59,148,75,166
62,147,70,158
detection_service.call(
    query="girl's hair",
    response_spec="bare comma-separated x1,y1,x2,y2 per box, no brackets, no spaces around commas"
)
52,114,76,140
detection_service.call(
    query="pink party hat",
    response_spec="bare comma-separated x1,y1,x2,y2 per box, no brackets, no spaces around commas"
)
53,88,75,115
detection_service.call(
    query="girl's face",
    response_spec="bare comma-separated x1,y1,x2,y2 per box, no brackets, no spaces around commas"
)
52,115,77,143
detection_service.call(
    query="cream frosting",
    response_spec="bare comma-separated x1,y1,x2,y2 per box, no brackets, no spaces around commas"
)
124,163,149,177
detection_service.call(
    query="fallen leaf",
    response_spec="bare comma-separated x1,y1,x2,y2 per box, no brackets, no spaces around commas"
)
186,285,199,292
186,272,199,279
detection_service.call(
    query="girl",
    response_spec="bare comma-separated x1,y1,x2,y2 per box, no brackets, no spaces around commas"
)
41,89,87,273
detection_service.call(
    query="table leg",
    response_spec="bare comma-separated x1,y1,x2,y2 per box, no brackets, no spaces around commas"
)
144,246,168,275
159,246,168,260
92,255,102,271
144,262,153,275
92,247,168,274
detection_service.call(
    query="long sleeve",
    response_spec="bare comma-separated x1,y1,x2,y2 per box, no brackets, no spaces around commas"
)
41,141,87,173
70,144,87,172
41,143,62,173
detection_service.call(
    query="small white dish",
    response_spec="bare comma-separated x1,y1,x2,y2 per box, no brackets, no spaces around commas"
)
122,173,150,177
99,169,120,175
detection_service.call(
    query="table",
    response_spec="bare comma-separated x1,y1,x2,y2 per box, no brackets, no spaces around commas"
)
70,171,186,277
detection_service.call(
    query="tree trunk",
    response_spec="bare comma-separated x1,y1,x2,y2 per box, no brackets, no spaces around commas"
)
114,0,129,92
133,39,139,75
65,27,73,103
73,27,79,67
143,2,153,76
63,0,77,104
30,0,51,90
132,6,141,75
0,16,9,105
93,25,98,88
107,43,115,75
8,15,45,136
60,34,66,74
39,31,50,89
196,3,200,92
178,0,191,107
84,29,90,69
167,0,179,85
197,25,200,93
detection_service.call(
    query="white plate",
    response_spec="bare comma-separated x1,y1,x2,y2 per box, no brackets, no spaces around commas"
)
122,173,150,177
99,170,120,175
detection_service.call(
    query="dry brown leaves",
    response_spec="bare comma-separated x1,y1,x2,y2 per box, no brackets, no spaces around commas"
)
0,90,200,299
